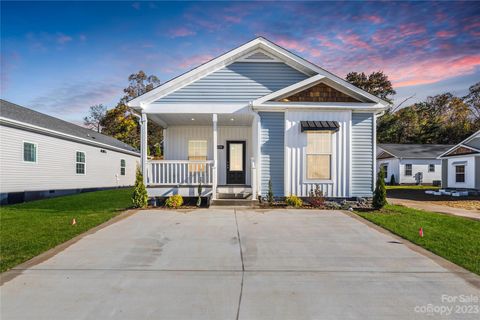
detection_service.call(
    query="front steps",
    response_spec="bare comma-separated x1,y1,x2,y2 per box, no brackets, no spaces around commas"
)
211,185,259,207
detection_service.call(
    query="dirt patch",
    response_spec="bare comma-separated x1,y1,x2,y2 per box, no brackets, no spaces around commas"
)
426,200,480,211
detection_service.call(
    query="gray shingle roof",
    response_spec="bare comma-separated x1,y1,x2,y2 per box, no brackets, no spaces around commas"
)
377,144,454,159
0,100,139,154
464,132,480,150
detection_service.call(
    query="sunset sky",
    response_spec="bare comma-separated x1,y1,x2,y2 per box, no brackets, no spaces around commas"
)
1,1,479,123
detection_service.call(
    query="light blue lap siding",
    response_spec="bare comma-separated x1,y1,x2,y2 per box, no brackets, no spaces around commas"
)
260,112,285,197
155,62,309,103
351,113,374,197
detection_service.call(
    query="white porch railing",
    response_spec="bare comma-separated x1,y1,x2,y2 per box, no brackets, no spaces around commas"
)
147,160,214,186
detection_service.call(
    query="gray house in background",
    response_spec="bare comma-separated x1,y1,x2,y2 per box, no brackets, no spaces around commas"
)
0,100,140,204
377,144,453,185
438,130,480,191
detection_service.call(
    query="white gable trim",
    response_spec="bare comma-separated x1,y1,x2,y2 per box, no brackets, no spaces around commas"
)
253,102,386,112
438,130,480,158
127,37,391,108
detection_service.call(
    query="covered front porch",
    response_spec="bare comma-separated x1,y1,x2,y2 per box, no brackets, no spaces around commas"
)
139,109,259,200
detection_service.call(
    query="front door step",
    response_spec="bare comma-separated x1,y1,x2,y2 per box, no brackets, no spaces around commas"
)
217,192,252,199
210,198,259,207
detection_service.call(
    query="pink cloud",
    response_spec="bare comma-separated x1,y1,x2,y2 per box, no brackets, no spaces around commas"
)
224,15,242,23
436,30,456,38
275,38,306,52
372,24,426,47
337,33,372,50
178,54,214,68
169,27,196,38
364,15,384,24
388,55,480,87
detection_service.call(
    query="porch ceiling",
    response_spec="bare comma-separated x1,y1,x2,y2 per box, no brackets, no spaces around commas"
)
148,113,254,127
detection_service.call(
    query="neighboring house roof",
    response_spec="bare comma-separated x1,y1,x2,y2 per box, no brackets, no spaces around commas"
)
0,100,139,156
377,144,454,159
438,130,480,158
127,37,391,109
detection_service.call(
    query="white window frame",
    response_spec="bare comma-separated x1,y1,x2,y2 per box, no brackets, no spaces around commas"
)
120,159,126,176
405,164,412,176
455,165,465,183
22,141,38,163
303,131,334,183
188,140,208,173
76,151,86,175
428,164,435,172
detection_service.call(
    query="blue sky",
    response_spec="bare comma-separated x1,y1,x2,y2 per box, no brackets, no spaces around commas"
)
1,1,479,124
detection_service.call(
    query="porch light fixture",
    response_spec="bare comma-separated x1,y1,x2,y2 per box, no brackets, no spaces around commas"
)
191,118,195,121
230,118,234,121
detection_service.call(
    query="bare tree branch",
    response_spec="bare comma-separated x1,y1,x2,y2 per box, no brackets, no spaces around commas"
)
391,94,416,112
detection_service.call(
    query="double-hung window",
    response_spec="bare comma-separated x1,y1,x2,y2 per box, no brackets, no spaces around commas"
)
306,131,332,180
455,165,465,183
405,164,412,176
23,142,37,162
120,159,126,176
429,164,435,172
76,151,86,174
188,140,207,172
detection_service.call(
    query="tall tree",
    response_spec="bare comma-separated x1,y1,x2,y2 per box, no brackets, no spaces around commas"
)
100,71,163,155
345,71,396,103
83,104,107,132
463,82,480,120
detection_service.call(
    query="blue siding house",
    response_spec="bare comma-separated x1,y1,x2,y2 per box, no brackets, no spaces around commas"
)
127,37,389,200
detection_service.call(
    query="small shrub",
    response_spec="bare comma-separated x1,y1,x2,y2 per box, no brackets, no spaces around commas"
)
165,194,183,208
325,201,341,210
132,166,148,208
373,167,387,209
267,179,274,205
308,185,325,208
389,174,396,186
285,195,303,207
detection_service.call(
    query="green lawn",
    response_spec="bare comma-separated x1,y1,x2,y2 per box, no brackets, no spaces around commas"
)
0,188,133,272
386,185,440,190
358,204,480,275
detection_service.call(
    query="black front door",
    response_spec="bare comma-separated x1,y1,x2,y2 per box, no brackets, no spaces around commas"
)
226,141,246,184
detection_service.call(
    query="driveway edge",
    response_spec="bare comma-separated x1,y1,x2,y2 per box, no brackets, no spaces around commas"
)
344,211,480,289
0,209,139,285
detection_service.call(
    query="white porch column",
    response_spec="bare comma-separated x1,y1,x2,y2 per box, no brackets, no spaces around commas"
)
141,110,148,186
212,113,218,200
252,112,261,199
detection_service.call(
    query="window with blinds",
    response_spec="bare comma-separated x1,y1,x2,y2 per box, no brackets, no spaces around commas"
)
188,140,207,172
306,131,332,180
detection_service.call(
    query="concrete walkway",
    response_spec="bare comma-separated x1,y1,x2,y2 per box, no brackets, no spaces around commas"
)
1,209,479,319
388,198,480,220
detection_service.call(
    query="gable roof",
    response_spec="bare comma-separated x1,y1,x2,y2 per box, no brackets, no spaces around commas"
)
127,37,391,108
0,100,139,156
377,144,454,159
438,130,480,158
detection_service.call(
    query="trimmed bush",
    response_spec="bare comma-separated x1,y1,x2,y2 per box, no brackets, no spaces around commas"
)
132,167,148,208
308,185,325,208
165,194,183,208
389,174,396,186
285,195,303,208
373,167,387,209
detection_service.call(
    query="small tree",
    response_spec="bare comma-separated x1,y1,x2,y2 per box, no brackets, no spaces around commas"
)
373,168,387,209
267,179,274,205
132,166,148,208
389,174,396,186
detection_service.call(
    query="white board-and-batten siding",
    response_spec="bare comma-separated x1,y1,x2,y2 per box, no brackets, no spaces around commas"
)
351,113,374,197
164,125,252,185
0,125,139,193
284,110,350,198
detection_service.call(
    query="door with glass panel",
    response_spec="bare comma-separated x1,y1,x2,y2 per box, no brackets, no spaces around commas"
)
226,141,246,184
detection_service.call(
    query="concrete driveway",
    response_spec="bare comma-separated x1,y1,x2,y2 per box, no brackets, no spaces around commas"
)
1,209,479,319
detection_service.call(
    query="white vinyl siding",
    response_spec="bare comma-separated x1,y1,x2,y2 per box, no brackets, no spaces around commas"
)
23,142,37,163
0,125,139,193
305,132,332,180
379,159,443,184
446,156,476,189
76,151,86,175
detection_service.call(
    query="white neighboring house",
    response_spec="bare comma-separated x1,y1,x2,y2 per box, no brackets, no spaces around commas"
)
438,130,480,191
377,144,453,185
0,100,140,204
126,37,390,201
